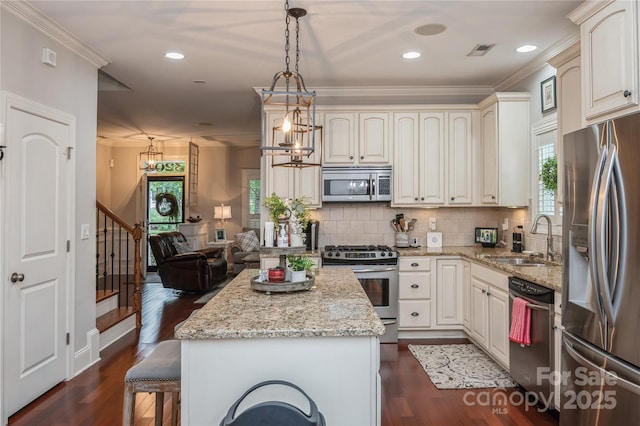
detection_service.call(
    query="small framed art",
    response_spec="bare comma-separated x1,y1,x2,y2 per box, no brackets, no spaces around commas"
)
541,75,557,113
214,228,227,242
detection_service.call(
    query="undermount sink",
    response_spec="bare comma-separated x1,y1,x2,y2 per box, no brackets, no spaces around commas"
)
489,257,550,267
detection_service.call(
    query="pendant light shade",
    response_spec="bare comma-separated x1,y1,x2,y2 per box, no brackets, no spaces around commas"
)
139,136,164,171
260,2,321,168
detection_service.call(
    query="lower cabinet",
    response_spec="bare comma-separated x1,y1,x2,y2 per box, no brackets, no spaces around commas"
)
436,259,464,326
553,292,563,410
398,257,434,329
469,262,510,369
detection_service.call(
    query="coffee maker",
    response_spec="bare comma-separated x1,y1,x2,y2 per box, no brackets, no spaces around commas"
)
305,220,319,250
512,225,524,253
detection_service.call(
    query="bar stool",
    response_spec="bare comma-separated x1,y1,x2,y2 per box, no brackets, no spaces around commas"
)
123,340,181,426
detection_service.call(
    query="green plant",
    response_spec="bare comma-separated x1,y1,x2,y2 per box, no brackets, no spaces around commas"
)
287,255,316,272
263,193,289,223
540,155,557,193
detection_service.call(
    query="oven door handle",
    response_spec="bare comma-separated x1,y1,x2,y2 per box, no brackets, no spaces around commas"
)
353,267,398,273
509,292,550,311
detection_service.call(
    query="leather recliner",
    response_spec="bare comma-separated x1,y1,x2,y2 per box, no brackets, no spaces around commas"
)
149,231,227,292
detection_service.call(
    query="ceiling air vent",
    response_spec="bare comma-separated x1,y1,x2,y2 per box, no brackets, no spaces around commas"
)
467,44,495,57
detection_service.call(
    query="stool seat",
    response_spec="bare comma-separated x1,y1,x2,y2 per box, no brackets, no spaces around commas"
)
123,340,181,426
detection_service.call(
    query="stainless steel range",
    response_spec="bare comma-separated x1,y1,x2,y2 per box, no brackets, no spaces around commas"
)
322,245,398,343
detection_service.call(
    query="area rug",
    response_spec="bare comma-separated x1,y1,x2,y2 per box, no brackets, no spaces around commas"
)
193,278,232,304
408,344,517,389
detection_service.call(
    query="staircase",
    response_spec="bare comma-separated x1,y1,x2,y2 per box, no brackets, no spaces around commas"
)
96,201,143,350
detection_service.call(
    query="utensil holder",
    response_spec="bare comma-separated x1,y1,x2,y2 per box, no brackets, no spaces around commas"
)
395,232,409,248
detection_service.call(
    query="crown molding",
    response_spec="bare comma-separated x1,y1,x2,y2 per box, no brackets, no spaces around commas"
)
253,85,494,99
3,0,110,68
494,31,581,92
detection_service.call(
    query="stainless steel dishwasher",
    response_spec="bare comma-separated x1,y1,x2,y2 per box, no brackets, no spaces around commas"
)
508,276,554,402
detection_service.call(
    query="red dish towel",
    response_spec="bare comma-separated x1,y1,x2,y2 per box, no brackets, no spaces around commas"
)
509,297,531,346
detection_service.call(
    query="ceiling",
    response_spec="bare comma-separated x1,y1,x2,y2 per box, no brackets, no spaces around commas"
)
26,0,582,147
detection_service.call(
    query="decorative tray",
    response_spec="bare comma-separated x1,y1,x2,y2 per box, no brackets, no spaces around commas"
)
250,276,314,294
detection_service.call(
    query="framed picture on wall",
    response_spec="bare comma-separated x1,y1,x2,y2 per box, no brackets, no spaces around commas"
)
214,228,227,242
541,75,557,113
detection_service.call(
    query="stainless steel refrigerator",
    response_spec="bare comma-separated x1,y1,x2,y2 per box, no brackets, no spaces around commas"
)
562,113,640,425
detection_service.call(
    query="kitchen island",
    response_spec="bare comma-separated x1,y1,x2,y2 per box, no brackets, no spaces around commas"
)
175,268,385,425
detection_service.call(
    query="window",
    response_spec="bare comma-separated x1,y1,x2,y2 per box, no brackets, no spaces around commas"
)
532,119,561,235
242,169,261,229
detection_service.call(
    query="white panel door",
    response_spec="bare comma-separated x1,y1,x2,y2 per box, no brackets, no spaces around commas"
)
419,112,445,204
436,259,462,326
4,103,71,415
358,112,389,164
488,286,509,368
392,113,419,205
470,277,489,349
480,103,499,204
447,112,473,204
323,113,356,164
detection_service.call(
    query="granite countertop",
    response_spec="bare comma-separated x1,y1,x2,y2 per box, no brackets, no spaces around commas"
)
395,246,563,293
175,268,385,340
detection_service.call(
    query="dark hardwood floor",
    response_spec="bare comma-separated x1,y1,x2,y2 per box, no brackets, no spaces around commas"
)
8,282,559,426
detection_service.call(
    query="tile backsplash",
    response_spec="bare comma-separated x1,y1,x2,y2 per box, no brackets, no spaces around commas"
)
309,204,561,254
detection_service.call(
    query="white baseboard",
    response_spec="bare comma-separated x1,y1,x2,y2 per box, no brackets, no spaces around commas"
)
99,315,136,351
73,328,101,376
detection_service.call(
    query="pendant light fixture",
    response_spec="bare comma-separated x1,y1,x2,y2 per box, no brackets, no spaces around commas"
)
260,0,321,168
139,136,164,171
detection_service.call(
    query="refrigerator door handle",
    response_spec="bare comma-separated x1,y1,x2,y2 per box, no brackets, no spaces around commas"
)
564,335,640,395
589,144,609,325
595,144,620,325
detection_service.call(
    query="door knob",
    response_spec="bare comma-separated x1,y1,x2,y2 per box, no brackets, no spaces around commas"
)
10,273,25,283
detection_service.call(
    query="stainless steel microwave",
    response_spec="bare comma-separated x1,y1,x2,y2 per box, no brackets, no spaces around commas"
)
321,166,392,202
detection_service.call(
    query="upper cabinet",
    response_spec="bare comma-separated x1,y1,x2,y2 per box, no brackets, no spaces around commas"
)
569,0,639,123
549,42,582,206
323,112,390,165
478,93,530,207
263,113,322,207
392,110,475,207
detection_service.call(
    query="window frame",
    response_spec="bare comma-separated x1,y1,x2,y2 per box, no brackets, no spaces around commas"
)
531,118,562,236
241,169,261,229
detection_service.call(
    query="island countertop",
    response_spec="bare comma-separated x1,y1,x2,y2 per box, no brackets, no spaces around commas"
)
175,268,385,340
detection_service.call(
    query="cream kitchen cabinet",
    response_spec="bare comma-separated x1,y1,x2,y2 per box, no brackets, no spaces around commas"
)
478,92,530,207
469,262,510,369
461,260,471,332
393,110,475,207
569,0,639,123
263,113,322,207
435,258,464,326
323,112,390,165
549,42,581,206
398,257,434,329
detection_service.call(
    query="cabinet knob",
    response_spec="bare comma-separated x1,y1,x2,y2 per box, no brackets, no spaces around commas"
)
450,197,455,201
411,262,419,267
415,197,419,201
481,289,486,294
349,156,354,160
421,197,424,201
486,292,491,296
411,284,419,288
360,155,364,160
411,312,419,317
492,195,496,200
624,90,632,98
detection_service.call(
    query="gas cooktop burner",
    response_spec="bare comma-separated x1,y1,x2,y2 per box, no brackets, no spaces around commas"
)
322,244,398,263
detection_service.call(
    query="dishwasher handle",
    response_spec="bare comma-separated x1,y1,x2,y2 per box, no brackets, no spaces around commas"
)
509,291,550,311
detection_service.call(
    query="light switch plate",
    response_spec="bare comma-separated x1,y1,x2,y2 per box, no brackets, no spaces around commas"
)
81,224,90,240
429,217,437,231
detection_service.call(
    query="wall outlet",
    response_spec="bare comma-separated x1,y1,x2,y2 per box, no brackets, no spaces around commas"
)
81,224,90,240
502,218,509,231
429,217,437,231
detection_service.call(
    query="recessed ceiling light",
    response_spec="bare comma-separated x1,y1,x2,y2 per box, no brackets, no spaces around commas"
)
516,45,537,53
415,24,447,36
402,51,421,59
164,52,185,60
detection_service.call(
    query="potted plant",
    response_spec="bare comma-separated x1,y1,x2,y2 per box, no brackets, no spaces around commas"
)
286,255,316,282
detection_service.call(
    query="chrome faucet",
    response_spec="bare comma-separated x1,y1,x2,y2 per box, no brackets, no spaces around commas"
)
530,214,558,262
